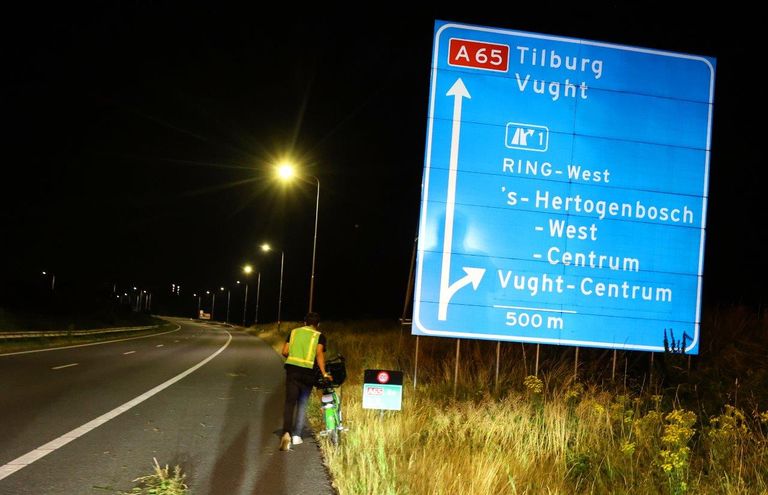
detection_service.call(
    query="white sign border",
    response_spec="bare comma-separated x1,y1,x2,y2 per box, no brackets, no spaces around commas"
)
413,21,715,353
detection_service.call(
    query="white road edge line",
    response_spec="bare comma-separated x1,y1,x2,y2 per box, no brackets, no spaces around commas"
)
123,351,136,355
155,344,164,348
0,330,232,481
51,363,79,370
0,324,182,357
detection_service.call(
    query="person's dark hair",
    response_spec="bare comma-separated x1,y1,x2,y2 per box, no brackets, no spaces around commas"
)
305,312,321,327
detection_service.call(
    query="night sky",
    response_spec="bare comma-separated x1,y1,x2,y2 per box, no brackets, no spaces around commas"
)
1,6,763,322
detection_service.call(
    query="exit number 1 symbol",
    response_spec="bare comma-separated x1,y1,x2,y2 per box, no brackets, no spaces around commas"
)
448,38,509,72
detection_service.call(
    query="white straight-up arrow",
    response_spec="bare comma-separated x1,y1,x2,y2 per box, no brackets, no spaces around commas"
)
438,79,485,321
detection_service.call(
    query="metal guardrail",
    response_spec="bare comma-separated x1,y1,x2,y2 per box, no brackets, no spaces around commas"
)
0,325,159,340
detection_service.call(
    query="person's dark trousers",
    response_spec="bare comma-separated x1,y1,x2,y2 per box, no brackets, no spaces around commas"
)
283,367,316,436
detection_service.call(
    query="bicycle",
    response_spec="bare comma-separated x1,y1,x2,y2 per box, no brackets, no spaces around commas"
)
317,355,346,446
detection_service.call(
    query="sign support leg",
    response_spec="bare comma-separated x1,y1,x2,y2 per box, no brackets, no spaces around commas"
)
495,341,500,392
612,350,617,382
624,354,628,391
535,344,540,377
574,347,579,381
401,236,418,325
521,344,527,376
453,339,460,398
413,336,419,389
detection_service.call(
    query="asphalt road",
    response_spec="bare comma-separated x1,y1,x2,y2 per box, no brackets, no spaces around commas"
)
0,318,334,494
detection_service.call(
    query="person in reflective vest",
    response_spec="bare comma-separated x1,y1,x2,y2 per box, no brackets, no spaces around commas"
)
279,311,331,451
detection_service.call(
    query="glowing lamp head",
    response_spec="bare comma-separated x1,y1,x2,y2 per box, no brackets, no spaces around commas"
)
277,163,295,181
261,243,272,252
243,264,253,275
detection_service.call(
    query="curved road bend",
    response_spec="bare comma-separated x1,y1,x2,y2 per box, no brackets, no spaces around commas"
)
0,318,334,494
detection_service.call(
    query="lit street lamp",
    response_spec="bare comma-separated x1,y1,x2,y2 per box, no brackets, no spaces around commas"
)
261,243,284,332
276,162,320,312
194,293,201,318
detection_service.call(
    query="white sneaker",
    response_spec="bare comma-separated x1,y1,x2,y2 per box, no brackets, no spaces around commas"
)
279,432,291,451
292,435,303,445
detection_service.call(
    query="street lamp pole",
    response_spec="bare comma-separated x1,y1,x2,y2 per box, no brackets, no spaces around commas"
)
226,288,231,324
261,244,284,331
242,282,248,326
42,271,56,291
242,265,253,327
212,292,216,321
309,176,320,313
255,272,261,324
278,250,284,332
275,164,320,313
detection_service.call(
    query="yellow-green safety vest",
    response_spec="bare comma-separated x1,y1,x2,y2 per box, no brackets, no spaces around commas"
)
285,326,321,369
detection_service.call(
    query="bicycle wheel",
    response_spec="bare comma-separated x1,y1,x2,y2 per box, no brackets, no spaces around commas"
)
329,425,339,446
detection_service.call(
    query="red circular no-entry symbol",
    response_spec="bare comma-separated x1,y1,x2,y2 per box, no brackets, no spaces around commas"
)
377,371,390,384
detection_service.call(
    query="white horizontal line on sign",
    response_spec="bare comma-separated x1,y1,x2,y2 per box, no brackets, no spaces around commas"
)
493,305,578,314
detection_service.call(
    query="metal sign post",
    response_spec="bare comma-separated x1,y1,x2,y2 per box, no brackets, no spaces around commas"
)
413,336,420,388
453,339,460,398
574,347,579,381
495,341,501,391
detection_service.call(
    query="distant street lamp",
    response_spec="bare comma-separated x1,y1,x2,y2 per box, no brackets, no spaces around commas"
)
276,162,320,312
261,243,284,332
194,293,201,318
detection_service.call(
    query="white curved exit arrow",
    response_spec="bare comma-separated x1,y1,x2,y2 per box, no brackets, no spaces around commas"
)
439,267,486,320
437,79,485,321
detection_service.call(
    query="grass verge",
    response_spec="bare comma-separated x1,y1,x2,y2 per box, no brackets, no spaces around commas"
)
254,307,768,494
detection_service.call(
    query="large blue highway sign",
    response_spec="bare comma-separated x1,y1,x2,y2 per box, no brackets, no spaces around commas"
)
412,21,715,353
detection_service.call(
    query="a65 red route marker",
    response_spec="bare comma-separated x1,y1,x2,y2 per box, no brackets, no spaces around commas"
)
448,38,509,72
